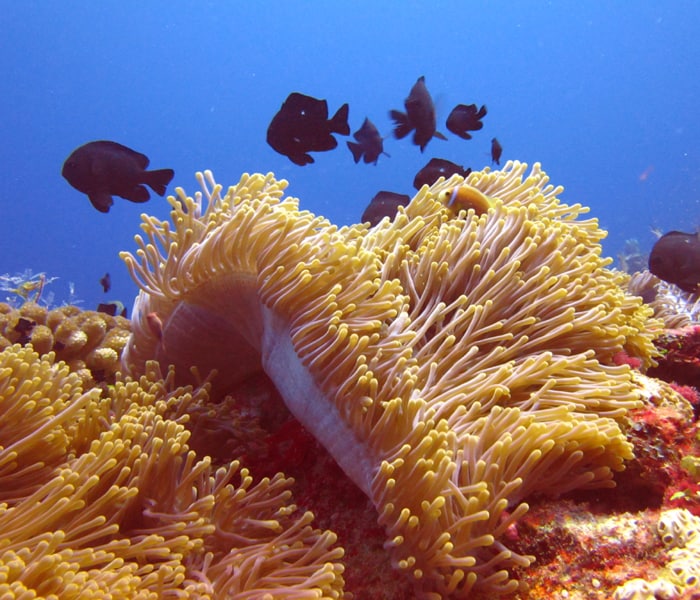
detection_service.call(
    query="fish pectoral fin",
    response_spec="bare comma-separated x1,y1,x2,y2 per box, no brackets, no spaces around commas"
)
434,131,448,141
390,110,412,139
451,129,472,140
122,185,151,203
347,141,364,163
88,192,114,213
289,153,314,166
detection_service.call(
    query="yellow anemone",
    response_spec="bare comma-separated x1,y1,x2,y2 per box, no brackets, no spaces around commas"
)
121,161,657,597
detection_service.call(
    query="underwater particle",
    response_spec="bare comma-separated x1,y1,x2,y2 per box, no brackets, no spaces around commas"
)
491,137,503,165
446,103,487,140
62,141,175,213
360,191,411,226
413,157,471,190
390,76,447,152
649,231,700,294
347,117,388,165
266,92,350,166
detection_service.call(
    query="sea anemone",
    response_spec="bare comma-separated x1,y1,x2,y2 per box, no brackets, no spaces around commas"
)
0,344,344,598
120,161,657,596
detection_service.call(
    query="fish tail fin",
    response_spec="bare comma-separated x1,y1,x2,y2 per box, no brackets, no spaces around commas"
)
145,168,175,196
390,110,412,139
330,103,350,135
346,141,363,163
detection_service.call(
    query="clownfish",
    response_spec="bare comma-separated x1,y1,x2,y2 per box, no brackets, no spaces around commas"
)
438,185,493,216
145,311,168,354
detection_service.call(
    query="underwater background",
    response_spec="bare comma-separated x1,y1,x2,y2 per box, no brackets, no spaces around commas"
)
1,1,699,311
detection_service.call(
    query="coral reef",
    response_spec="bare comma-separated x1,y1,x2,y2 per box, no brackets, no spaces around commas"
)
0,343,344,598
626,270,700,329
119,161,658,596
649,326,700,391
0,301,130,387
613,508,700,598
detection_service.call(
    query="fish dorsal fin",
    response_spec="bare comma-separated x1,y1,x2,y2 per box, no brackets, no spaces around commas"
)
96,140,150,169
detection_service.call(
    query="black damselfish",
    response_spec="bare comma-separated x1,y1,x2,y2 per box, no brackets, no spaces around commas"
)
413,158,471,190
62,141,174,213
347,118,388,165
649,230,700,293
361,191,411,227
491,137,503,165
390,76,446,152
267,92,350,166
100,272,111,293
446,104,487,140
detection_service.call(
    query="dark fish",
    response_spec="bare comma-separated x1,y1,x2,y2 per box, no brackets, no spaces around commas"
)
649,231,700,293
100,272,111,293
97,301,128,318
446,104,487,140
390,76,447,152
62,141,175,213
361,191,411,227
347,118,389,165
413,158,471,190
14,317,35,336
267,92,350,166
491,137,503,165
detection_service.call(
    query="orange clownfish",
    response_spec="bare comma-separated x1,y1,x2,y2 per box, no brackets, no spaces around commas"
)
145,311,167,354
438,185,493,216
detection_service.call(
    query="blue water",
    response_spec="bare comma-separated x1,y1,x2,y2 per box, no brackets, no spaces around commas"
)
2,1,699,311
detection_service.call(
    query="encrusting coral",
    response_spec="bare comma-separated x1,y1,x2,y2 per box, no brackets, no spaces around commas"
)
0,301,130,386
614,508,700,599
0,344,345,598
120,161,658,597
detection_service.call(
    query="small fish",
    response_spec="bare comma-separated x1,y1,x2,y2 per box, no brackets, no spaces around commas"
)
62,141,175,213
100,272,111,293
347,118,389,165
361,191,411,227
446,104,487,140
390,76,447,152
97,301,128,318
413,158,471,190
649,231,700,294
491,137,503,165
146,311,164,343
438,185,493,216
13,317,35,339
267,92,350,166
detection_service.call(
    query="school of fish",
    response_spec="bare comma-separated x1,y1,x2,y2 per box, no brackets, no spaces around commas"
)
62,76,694,300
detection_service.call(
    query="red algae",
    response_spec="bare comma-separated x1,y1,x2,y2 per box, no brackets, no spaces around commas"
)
507,500,663,600
649,325,700,390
